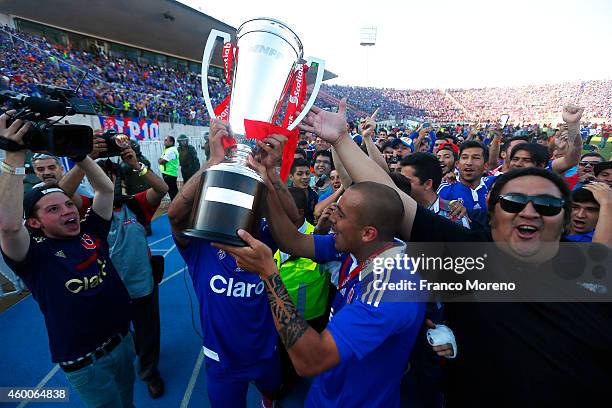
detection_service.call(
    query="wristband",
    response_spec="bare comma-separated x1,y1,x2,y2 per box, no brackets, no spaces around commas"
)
133,162,148,176
0,161,26,176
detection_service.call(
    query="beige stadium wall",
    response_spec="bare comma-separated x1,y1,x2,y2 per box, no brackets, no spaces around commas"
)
64,115,210,180
0,115,210,180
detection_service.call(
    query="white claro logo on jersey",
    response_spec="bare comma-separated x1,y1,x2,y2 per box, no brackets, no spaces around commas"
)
210,275,264,298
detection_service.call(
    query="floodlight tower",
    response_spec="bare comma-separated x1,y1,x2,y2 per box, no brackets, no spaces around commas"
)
360,26,377,85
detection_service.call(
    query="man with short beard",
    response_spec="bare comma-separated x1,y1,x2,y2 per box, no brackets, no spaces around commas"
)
216,180,424,408
32,153,65,186
573,152,605,189
310,150,334,198
437,141,491,210
436,143,458,183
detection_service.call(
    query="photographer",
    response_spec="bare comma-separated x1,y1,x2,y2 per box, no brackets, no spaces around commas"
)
0,112,135,407
97,146,169,399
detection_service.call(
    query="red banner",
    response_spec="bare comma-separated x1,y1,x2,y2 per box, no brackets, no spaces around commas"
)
278,63,309,181
211,44,310,180
215,42,236,148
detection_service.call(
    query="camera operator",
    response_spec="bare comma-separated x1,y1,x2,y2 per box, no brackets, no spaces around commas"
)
0,111,136,407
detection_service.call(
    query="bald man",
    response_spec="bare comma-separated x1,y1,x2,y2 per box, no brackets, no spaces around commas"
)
215,180,425,407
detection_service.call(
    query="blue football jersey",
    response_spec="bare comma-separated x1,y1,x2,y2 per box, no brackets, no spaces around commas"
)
437,178,490,210
175,224,278,369
308,235,424,407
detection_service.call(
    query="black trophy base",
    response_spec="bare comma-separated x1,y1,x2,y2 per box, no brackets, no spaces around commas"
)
181,228,247,247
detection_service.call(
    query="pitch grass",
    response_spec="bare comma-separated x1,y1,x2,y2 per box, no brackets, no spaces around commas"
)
593,141,612,160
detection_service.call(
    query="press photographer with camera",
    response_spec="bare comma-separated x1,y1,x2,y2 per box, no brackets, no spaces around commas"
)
0,111,136,407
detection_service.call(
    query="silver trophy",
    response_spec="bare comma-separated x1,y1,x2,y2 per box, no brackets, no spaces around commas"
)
182,18,325,246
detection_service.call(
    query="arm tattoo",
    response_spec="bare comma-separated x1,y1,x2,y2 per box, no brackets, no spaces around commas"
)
272,180,285,192
263,273,309,349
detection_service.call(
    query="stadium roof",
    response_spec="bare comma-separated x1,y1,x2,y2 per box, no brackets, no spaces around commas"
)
0,0,337,82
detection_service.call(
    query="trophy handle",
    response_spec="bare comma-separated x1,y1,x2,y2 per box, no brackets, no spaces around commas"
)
287,57,325,131
202,29,233,119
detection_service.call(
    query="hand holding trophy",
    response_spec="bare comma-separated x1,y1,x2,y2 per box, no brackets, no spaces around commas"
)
182,18,325,246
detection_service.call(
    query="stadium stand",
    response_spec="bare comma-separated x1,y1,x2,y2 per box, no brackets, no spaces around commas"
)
1,24,610,127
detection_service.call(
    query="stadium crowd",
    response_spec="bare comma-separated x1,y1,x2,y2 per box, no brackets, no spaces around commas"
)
1,22,612,408
0,25,227,124
2,26,611,127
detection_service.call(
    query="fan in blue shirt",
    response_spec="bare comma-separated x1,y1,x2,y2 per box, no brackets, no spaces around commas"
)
437,141,490,210
216,181,425,408
563,187,606,243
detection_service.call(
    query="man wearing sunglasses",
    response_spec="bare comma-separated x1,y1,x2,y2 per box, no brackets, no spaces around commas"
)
572,152,605,190
303,99,611,407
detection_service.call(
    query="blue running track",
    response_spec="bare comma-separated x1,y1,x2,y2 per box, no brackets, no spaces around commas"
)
0,215,275,407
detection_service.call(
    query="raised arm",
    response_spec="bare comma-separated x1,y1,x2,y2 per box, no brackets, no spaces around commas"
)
300,99,418,240
360,108,389,173
167,119,226,247
314,185,344,219
0,113,32,262
584,183,612,247
78,156,114,220
59,134,107,209
488,127,502,169
331,147,352,189
252,136,301,226
214,230,340,376
247,155,315,259
552,105,584,174
119,146,169,206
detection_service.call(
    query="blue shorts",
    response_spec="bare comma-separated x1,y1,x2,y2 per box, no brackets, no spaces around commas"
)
205,352,282,408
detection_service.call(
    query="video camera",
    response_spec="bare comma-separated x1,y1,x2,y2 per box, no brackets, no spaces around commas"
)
0,85,96,157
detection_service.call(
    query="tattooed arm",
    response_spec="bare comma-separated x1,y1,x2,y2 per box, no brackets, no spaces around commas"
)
251,136,301,225
267,166,301,225
213,229,341,376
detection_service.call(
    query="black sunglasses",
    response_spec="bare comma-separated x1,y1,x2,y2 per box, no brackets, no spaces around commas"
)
578,161,598,167
498,193,565,216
